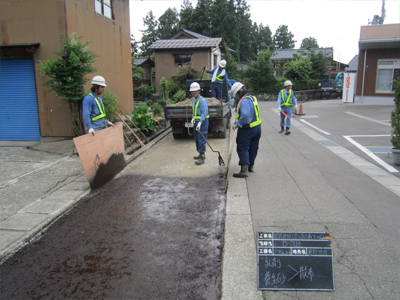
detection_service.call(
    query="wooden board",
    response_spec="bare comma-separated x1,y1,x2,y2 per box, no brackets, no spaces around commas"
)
73,123,126,190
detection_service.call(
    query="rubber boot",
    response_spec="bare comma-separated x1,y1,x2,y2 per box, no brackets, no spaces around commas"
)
193,153,205,160
233,165,249,178
285,127,291,135
248,165,254,172
195,154,206,165
279,127,285,133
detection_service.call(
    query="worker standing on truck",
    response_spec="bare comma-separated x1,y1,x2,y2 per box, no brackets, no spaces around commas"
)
206,60,232,101
190,82,209,165
277,80,297,135
82,75,114,135
231,82,262,178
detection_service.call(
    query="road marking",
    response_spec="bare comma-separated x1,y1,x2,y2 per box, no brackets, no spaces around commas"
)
343,135,398,173
300,119,331,135
345,111,391,127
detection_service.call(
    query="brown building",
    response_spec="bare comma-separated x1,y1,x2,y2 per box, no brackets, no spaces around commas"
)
149,28,226,92
355,23,400,104
133,56,155,87
0,0,133,142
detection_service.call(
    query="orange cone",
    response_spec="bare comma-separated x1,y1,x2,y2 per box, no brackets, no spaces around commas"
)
296,101,305,115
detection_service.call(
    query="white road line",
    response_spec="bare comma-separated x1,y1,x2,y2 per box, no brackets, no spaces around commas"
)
300,119,331,135
345,111,391,127
343,135,398,173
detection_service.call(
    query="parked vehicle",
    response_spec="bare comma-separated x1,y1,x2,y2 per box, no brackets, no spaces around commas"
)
317,72,344,99
164,80,232,139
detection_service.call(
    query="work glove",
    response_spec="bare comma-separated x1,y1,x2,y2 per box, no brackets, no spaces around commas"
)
191,118,195,125
295,105,298,109
196,122,202,132
88,128,95,136
107,121,114,127
278,107,281,112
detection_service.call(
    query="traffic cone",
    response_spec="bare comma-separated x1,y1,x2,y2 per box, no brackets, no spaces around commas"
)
296,101,305,116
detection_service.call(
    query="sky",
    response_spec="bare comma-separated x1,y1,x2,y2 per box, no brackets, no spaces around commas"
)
129,0,400,64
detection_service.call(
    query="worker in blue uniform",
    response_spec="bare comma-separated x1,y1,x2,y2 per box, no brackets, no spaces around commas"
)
190,82,209,165
206,60,231,101
82,75,114,135
231,82,262,178
277,80,297,135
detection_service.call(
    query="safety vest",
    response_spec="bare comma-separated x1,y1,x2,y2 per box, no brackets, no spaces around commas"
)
280,89,293,106
213,68,225,83
235,95,262,128
89,93,107,121
193,96,209,119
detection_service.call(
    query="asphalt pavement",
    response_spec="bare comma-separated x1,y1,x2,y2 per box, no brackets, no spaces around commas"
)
1,100,400,299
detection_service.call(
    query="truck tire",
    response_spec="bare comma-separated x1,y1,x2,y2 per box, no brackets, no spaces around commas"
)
218,119,227,138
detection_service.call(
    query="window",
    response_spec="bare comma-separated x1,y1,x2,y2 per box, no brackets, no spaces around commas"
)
95,0,113,20
376,59,400,92
174,54,191,67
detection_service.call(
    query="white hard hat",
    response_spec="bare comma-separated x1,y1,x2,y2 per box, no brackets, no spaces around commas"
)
92,75,107,87
190,82,201,91
231,82,244,96
284,80,293,87
219,60,227,68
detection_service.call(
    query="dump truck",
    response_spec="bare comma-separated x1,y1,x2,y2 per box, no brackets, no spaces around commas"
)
164,79,232,139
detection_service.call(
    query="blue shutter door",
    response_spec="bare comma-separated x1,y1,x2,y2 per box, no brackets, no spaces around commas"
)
0,58,41,141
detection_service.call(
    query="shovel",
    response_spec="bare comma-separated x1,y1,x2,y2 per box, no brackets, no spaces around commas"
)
196,128,225,166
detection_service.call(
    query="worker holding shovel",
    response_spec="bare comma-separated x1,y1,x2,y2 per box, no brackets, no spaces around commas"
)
231,82,262,178
277,80,298,135
190,82,209,165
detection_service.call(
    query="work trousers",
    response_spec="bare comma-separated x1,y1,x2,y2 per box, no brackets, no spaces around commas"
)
280,106,293,128
236,125,261,166
194,119,209,154
211,83,223,100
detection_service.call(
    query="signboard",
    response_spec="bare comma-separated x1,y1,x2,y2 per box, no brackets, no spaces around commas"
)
342,72,356,103
258,232,334,291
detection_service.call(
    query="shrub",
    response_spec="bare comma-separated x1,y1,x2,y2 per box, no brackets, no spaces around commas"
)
101,89,119,121
129,109,155,135
134,105,149,114
151,103,163,117
171,90,186,104
134,84,154,101
391,79,400,149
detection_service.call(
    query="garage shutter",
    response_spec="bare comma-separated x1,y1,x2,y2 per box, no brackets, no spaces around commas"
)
0,58,41,141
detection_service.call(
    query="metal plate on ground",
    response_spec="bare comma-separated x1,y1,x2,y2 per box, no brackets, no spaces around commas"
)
257,232,334,291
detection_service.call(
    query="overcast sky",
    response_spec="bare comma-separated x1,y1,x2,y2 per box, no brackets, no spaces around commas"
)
129,0,400,64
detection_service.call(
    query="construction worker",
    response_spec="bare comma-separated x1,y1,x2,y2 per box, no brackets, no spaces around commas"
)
206,60,231,101
277,80,298,135
82,75,114,135
190,82,209,165
231,82,262,178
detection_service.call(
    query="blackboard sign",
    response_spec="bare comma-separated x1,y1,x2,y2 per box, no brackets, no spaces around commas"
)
258,232,334,291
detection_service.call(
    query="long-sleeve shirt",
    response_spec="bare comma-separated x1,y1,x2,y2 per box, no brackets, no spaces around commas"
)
192,95,209,124
207,67,232,89
82,92,109,131
235,95,255,128
277,89,298,109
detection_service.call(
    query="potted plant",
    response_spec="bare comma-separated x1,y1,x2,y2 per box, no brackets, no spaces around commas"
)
390,79,400,165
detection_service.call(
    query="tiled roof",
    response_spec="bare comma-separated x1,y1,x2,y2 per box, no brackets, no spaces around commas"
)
133,57,155,67
271,48,333,60
149,38,223,50
169,28,210,39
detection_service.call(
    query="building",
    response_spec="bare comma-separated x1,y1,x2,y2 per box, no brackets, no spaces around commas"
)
355,23,400,105
0,0,133,142
149,28,226,92
133,57,155,87
345,55,359,73
271,48,348,77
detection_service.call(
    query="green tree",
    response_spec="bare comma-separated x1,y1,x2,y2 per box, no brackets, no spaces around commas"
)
158,7,179,39
284,57,312,83
179,0,195,29
245,50,276,94
273,25,296,49
37,33,97,136
309,50,329,79
140,10,159,56
300,37,319,49
131,34,139,56
255,23,273,52
191,0,213,36
222,48,238,79
132,57,143,82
